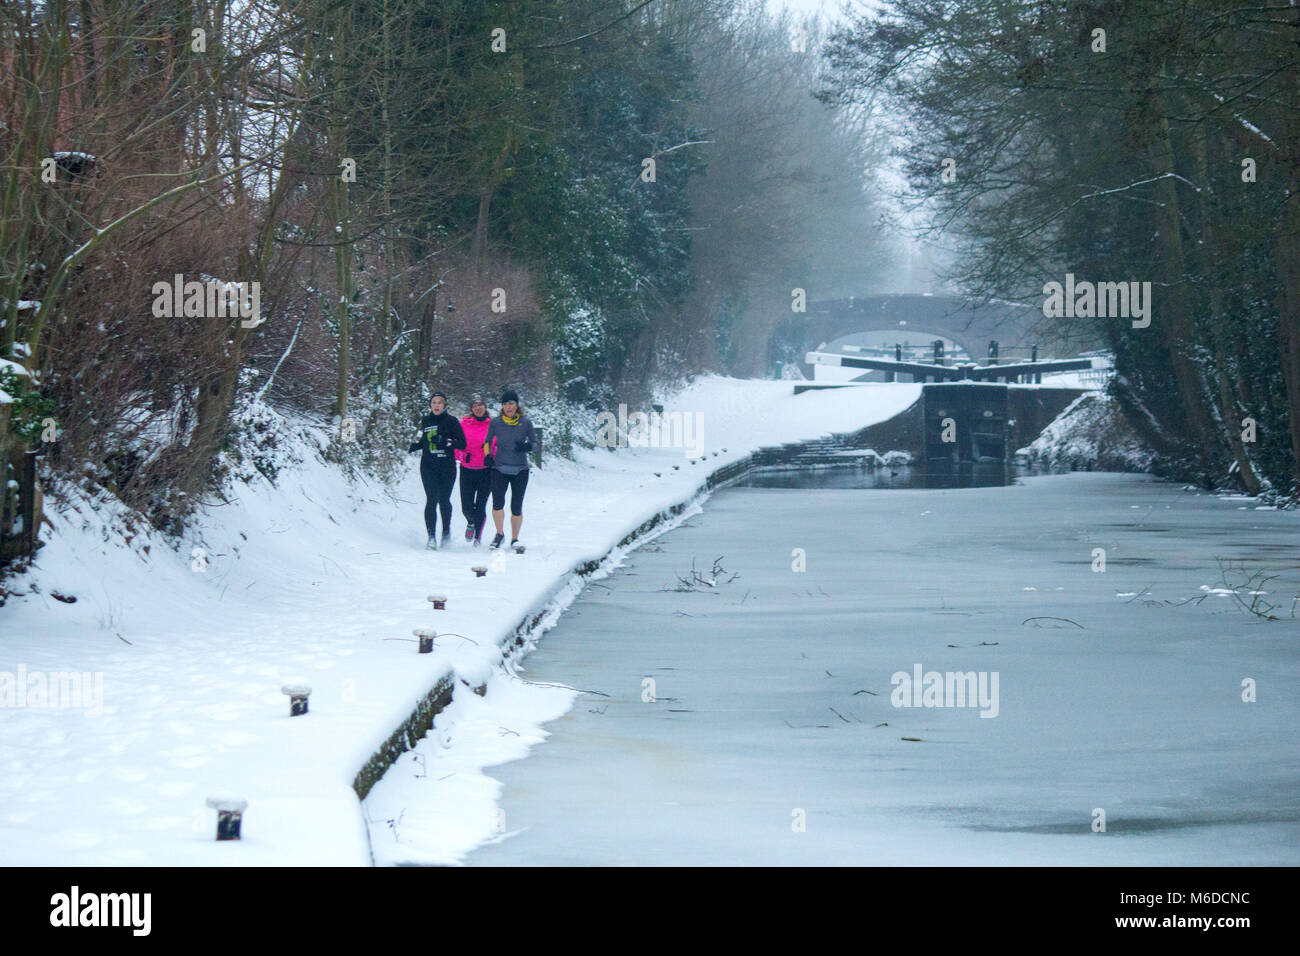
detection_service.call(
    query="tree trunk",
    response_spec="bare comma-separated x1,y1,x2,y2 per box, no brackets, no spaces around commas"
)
1276,169,1300,485
471,147,509,270
329,6,353,420
417,292,435,383
1192,129,1260,493
1147,102,1219,471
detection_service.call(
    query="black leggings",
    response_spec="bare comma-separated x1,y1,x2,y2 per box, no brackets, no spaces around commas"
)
459,466,491,529
490,468,529,516
420,457,456,535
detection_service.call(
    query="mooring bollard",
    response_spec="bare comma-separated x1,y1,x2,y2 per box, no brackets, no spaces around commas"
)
472,566,487,578
427,594,447,610
206,796,247,841
281,684,312,717
414,627,436,653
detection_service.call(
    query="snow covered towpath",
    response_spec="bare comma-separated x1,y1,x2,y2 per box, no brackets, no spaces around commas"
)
0,378,918,865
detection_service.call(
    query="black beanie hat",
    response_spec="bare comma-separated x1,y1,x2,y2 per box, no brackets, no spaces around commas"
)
500,389,519,404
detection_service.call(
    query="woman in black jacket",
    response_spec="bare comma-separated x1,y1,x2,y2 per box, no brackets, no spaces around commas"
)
408,392,467,549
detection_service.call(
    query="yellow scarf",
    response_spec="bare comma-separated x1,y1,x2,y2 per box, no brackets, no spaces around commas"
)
502,412,520,425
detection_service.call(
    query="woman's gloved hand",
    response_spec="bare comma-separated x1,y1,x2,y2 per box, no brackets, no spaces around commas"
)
514,438,533,452
483,454,495,468
409,441,421,453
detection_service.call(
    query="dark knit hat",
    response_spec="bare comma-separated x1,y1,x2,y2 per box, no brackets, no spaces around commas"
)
500,389,519,404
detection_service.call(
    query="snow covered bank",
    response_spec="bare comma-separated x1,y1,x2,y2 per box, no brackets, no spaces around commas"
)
1017,392,1155,473
0,377,919,865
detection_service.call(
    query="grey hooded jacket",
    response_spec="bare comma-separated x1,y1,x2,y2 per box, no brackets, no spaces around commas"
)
483,414,539,476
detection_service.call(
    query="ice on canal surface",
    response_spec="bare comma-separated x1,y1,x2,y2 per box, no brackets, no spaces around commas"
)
365,473,1300,865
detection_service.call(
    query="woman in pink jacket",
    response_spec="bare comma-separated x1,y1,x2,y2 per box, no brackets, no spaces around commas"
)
456,395,493,545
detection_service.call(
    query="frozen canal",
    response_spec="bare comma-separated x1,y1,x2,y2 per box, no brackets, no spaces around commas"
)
450,473,1300,864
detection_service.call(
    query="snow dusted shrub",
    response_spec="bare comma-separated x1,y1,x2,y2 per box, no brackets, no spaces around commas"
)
0,362,56,445
549,298,606,389
322,392,409,485
1018,393,1155,474
1251,486,1299,511
520,392,598,461
218,372,303,487
33,190,259,532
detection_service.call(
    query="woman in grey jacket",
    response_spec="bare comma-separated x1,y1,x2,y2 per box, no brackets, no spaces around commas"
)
482,389,539,549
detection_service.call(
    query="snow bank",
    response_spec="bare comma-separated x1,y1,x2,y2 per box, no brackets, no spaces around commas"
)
1016,392,1154,473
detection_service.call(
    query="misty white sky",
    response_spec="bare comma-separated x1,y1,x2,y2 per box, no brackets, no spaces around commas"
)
770,0,946,295
774,0,875,24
